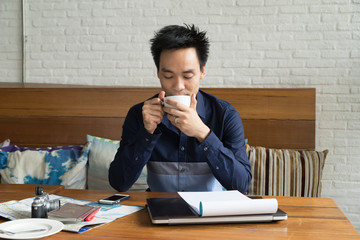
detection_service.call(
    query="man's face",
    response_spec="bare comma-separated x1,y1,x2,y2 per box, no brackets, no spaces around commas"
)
157,47,206,96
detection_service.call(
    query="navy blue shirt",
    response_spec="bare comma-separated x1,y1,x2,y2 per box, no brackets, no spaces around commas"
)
109,90,251,193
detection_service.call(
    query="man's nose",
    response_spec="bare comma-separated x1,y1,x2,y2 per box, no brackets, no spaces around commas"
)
174,78,185,91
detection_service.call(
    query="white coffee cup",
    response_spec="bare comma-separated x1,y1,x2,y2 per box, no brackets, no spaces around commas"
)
163,95,191,109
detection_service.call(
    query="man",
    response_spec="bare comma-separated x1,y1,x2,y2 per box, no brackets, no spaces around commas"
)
109,24,251,193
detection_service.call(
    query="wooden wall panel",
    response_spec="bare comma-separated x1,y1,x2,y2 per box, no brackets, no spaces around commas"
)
205,88,315,120
0,88,159,117
243,120,315,149
0,86,315,149
0,118,314,149
0,87,314,120
0,117,124,147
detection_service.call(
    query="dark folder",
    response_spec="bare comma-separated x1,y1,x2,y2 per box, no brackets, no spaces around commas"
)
146,197,287,225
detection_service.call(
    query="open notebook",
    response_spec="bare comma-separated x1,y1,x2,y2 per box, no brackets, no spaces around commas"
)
146,197,287,225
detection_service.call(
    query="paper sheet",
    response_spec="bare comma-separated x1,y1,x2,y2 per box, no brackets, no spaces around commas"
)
178,190,278,217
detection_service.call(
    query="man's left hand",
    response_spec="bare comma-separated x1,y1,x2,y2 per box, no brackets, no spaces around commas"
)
163,93,210,143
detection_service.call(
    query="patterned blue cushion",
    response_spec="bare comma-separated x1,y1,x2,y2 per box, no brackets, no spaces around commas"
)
0,142,91,189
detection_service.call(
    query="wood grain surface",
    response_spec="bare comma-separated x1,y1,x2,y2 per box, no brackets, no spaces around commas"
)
1,186,358,240
0,184,64,202
0,85,315,149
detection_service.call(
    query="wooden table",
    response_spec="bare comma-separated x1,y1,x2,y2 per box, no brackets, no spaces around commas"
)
0,184,64,202
0,185,359,240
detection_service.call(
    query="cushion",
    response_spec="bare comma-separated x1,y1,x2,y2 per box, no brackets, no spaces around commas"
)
246,144,328,197
0,139,10,148
0,142,91,189
86,135,148,191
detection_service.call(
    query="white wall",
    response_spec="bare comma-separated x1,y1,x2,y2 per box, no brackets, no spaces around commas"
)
0,0,22,82
1,0,359,232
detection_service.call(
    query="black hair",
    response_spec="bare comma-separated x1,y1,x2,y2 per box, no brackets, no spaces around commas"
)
150,24,209,71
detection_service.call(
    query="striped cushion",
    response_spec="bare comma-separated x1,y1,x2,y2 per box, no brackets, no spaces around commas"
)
246,144,328,197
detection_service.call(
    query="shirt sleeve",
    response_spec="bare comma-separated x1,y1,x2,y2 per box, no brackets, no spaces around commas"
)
108,104,161,191
198,107,252,194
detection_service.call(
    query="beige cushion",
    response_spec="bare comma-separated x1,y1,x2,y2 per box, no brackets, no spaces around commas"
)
86,135,148,191
246,144,328,197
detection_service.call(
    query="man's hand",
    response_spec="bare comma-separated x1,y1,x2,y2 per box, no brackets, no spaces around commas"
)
142,91,165,134
164,93,210,143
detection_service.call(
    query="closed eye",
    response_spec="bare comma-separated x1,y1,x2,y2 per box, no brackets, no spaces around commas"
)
164,75,173,79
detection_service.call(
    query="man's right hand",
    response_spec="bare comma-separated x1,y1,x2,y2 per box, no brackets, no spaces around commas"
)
142,91,165,134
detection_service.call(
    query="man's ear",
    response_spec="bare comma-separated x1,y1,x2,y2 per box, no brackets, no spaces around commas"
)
200,64,206,79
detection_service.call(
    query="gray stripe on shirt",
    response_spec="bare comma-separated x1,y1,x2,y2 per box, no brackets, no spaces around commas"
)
147,161,212,175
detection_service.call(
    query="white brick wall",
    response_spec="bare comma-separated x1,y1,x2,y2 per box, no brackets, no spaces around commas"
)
1,0,359,233
0,0,22,82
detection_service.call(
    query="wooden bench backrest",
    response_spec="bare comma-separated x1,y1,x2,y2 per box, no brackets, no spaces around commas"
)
0,85,315,150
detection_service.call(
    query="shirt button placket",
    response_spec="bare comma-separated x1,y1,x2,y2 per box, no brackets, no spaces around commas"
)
178,133,187,191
